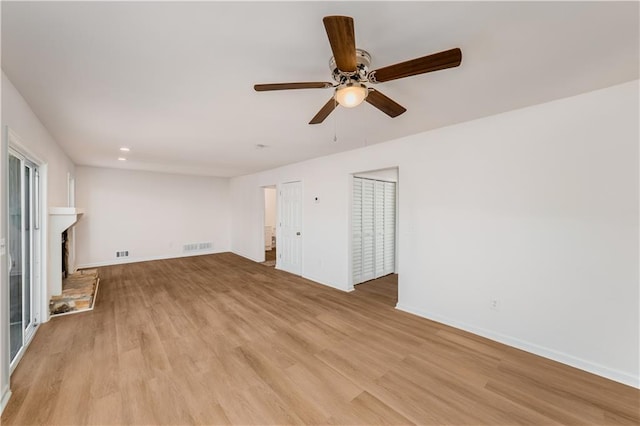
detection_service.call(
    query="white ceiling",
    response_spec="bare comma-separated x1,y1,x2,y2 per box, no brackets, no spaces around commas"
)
2,1,638,177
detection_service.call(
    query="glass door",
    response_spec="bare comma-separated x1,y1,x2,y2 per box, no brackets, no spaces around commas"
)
24,163,36,340
8,150,39,368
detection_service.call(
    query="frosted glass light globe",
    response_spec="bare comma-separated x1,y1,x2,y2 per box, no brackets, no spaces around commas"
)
335,84,368,108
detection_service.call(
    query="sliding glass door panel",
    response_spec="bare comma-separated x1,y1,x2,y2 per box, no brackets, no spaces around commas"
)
24,166,33,334
9,154,24,362
8,152,39,367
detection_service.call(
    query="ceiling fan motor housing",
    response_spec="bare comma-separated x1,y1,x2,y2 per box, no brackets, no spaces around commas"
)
330,48,372,85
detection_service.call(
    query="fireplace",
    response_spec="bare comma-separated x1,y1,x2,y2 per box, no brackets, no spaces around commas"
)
48,207,84,298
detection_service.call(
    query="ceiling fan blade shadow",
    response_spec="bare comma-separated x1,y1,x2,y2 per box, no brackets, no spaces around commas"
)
309,97,338,124
323,16,357,72
371,48,462,83
254,82,333,91
366,89,406,118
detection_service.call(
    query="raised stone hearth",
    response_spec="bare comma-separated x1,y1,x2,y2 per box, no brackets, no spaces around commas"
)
49,269,99,316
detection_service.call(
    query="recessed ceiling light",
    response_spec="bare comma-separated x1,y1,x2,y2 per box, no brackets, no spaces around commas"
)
119,147,130,152
118,157,127,161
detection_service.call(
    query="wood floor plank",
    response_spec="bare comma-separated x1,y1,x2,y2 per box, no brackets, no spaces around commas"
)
484,378,595,425
235,345,329,424
1,253,638,425
328,391,414,425
283,360,362,415
368,368,477,425
86,391,123,425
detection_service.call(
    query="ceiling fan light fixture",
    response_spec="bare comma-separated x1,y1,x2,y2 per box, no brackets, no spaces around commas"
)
335,83,368,108
254,16,461,124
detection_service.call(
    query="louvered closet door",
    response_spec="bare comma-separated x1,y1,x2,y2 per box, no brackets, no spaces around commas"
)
383,181,396,275
352,179,363,284
361,179,376,282
353,177,396,285
374,180,385,278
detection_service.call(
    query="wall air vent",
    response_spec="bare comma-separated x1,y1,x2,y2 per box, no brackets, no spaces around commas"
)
116,250,129,258
183,243,198,252
183,242,213,253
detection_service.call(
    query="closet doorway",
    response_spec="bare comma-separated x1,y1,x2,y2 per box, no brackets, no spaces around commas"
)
352,168,398,296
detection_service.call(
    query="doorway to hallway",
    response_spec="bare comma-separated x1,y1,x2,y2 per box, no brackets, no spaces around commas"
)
262,185,277,267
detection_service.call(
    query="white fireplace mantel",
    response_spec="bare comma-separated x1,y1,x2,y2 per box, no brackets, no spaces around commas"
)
49,207,84,296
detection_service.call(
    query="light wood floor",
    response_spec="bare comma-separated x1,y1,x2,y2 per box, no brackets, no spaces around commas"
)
2,253,638,425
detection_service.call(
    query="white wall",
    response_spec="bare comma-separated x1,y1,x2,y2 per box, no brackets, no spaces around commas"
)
75,166,230,267
2,73,75,209
230,80,639,388
1,71,76,412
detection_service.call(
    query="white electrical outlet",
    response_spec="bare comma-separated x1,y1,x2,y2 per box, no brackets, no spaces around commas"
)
490,299,500,311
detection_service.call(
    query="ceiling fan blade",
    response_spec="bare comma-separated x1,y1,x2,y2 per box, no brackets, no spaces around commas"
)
366,89,407,118
254,82,333,91
309,97,337,124
370,48,462,83
323,16,357,72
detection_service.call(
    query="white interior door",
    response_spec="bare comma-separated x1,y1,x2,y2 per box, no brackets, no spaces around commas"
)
279,181,302,275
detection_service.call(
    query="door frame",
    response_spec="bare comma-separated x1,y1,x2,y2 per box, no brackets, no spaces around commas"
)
6,128,46,373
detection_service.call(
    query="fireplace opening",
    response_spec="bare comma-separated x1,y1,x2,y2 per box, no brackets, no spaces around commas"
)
61,229,68,279
51,225,100,317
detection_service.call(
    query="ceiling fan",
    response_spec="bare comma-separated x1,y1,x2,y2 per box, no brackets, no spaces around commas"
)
254,15,462,125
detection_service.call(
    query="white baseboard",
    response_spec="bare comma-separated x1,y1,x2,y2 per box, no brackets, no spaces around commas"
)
0,386,11,416
395,303,639,389
76,249,228,269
